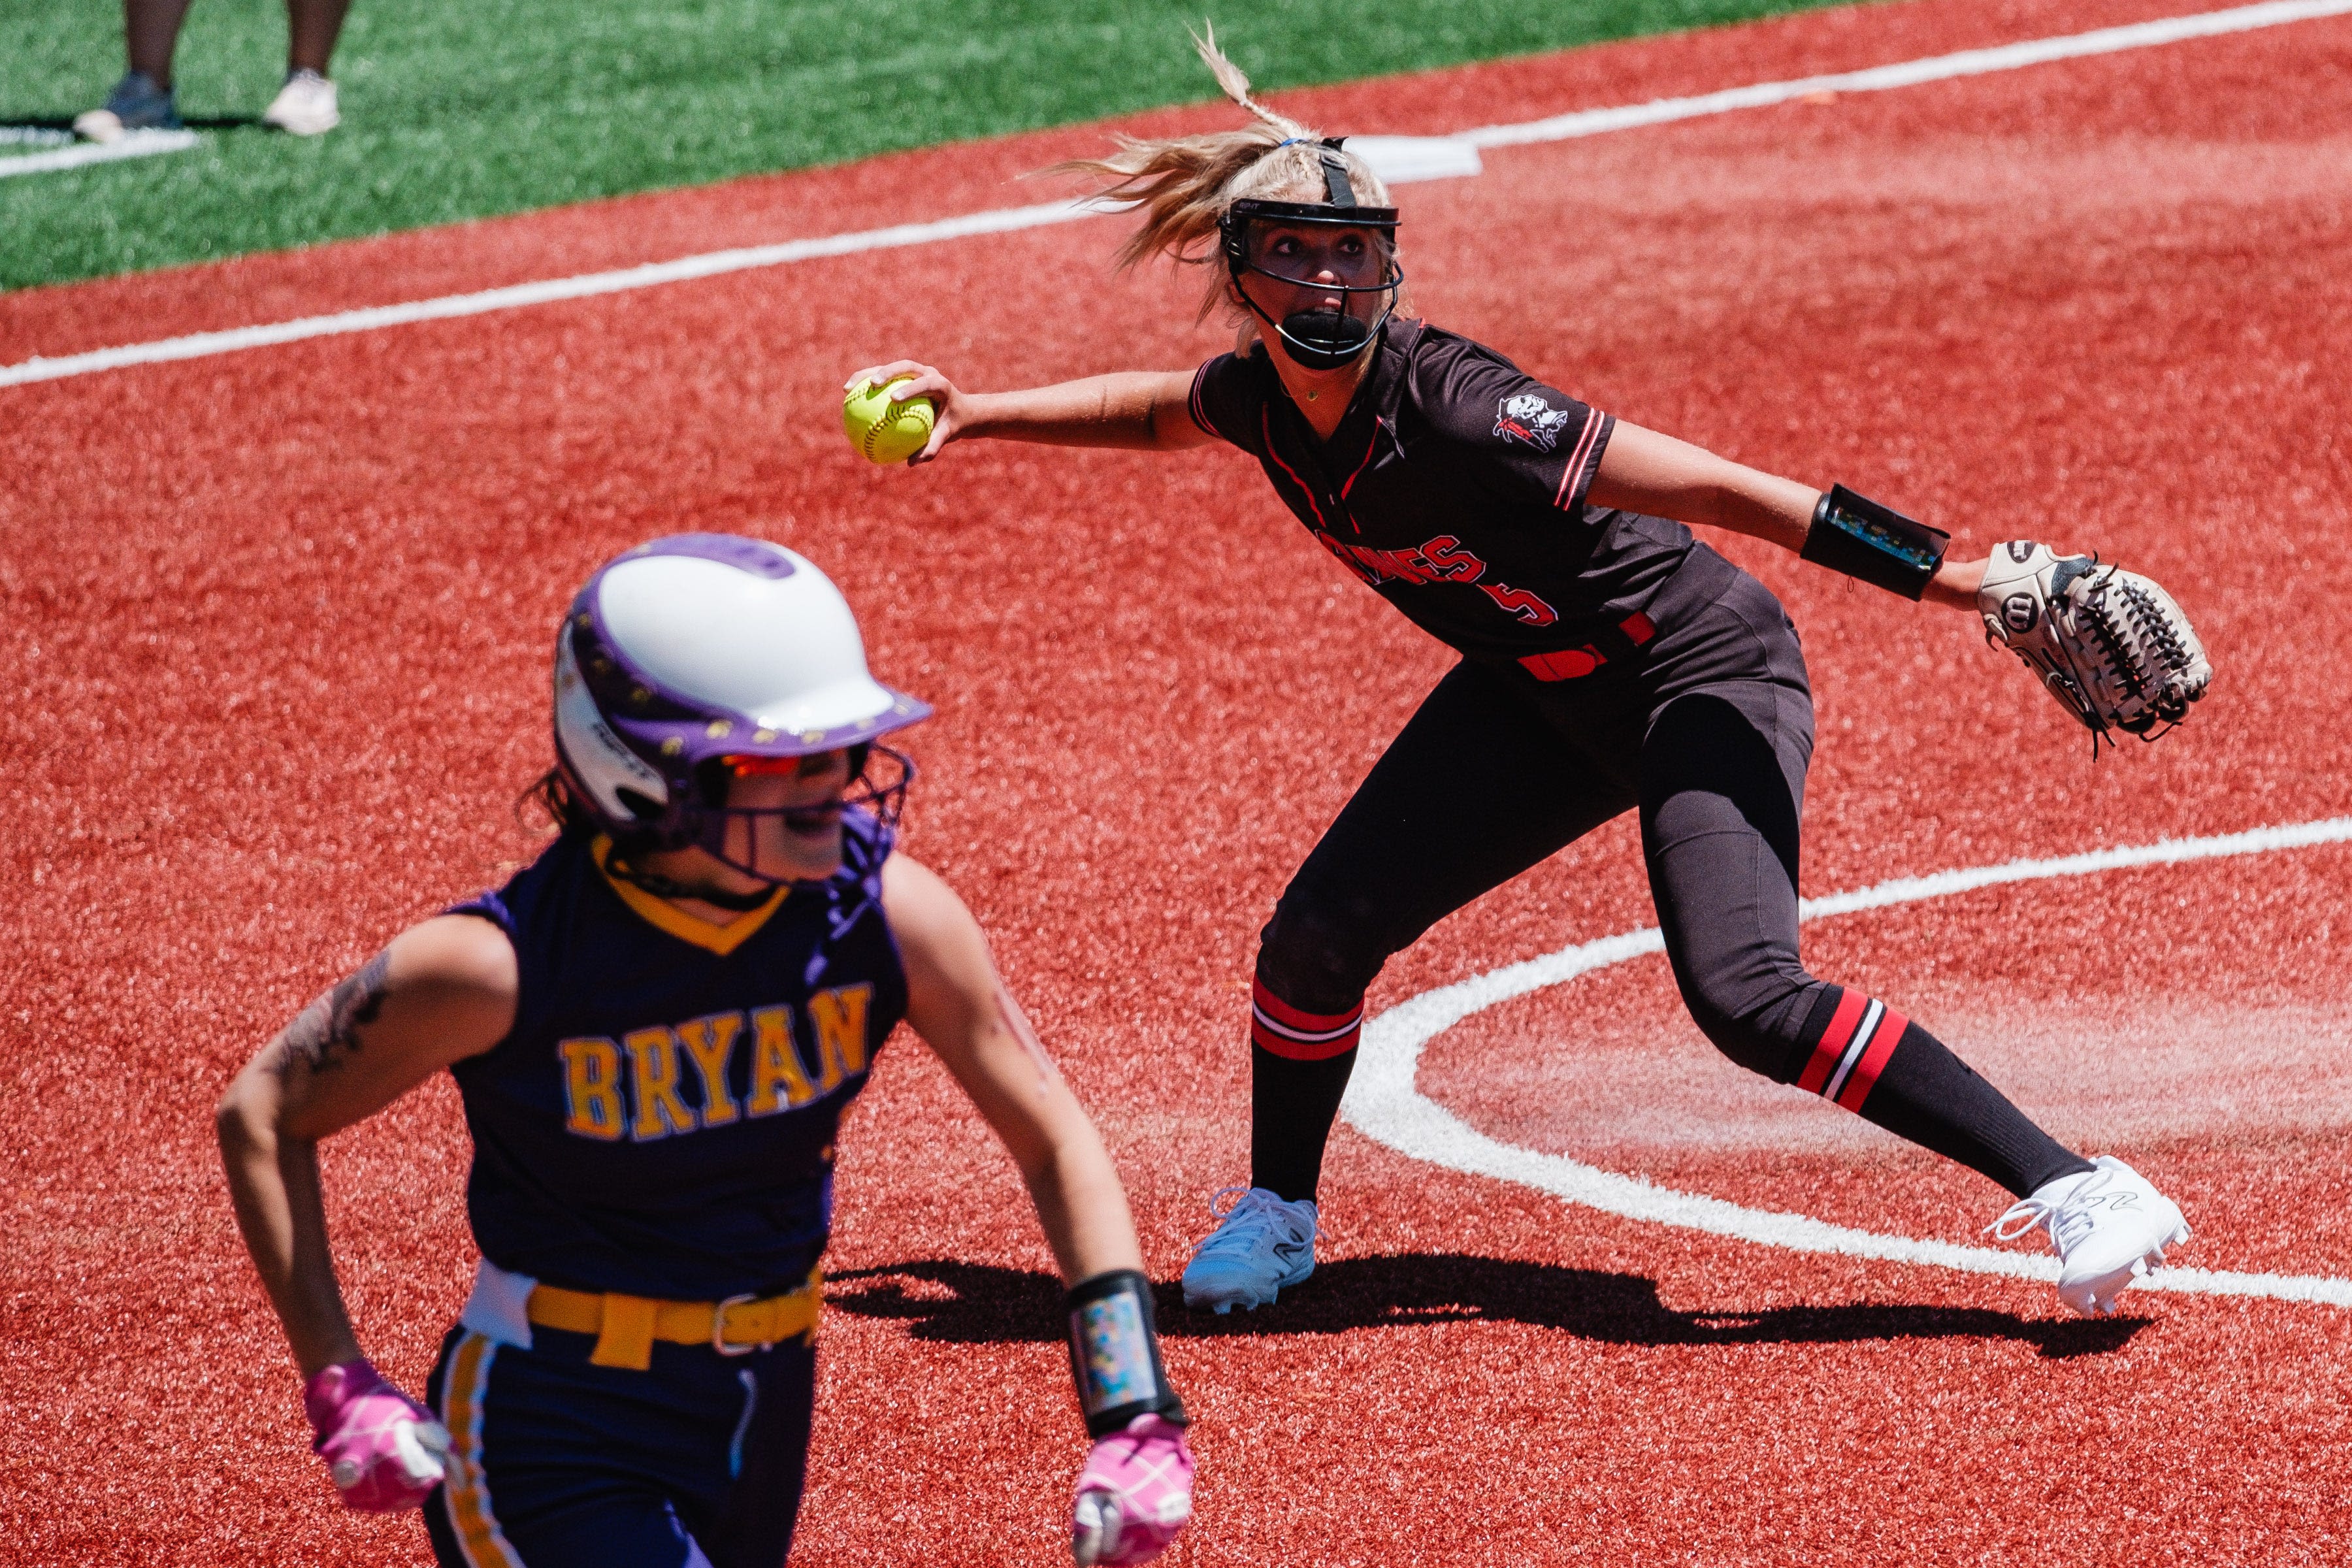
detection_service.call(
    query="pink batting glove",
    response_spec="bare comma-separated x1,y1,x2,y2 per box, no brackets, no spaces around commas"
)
302,1359,451,1512
1071,1414,1194,1565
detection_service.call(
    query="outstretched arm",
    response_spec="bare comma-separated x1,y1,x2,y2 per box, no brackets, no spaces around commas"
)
880,853,1145,1281
1590,419,1988,609
843,361,1215,465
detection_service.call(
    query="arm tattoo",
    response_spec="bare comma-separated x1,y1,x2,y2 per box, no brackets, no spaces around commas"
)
274,950,391,1079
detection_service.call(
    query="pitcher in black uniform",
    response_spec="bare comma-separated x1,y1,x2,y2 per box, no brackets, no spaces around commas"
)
851,31,2192,1322
216,536,1195,1567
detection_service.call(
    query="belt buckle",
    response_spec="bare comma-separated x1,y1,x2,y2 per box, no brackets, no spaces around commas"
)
711,1293,766,1356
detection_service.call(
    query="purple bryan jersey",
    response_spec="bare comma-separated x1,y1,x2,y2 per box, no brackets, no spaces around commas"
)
447,810,906,1301
1190,318,1708,678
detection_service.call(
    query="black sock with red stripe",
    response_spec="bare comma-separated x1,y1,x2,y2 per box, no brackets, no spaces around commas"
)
1247,977,1365,1204
1791,986,2093,1198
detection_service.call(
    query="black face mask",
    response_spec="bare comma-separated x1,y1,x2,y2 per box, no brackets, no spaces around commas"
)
1277,306,1376,370
1218,142,1403,376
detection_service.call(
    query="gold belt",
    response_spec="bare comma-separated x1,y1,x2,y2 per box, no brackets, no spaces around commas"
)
526,1271,821,1371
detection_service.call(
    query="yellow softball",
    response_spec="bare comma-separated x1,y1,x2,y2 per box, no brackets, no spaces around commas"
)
843,376,938,465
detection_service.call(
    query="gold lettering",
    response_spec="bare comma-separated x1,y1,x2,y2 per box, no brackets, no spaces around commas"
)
558,1037,625,1141
623,1026,697,1141
745,1005,817,1115
808,984,874,1094
676,1012,744,1128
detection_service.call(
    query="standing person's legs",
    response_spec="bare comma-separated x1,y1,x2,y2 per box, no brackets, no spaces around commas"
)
286,0,353,76
263,0,349,133
1637,687,2092,1198
78,0,193,139
125,0,198,86
1247,661,1640,1203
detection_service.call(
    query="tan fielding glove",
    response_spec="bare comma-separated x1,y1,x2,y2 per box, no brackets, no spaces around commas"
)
1978,542,2212,744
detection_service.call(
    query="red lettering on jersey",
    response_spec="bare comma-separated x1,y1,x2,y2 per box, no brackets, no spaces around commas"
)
1417,536,1485,583
1364,545,1435,585
1311,532,1552,632
1480,582,1560,627
1313,531,1384,585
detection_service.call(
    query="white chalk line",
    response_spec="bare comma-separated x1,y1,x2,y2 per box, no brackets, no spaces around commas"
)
1340,817,2352,1308
1460,0,2352,147
0,128,198,180
0,198,1102,387
7,0,2351,387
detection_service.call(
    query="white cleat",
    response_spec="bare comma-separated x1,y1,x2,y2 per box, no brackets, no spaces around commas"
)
262,69,340,136
1987,1156,2191,1316
1180,1186,1318,1315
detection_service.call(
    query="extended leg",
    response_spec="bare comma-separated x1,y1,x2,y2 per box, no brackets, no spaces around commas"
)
1641,689,2192,1311
1638,692,2091,1198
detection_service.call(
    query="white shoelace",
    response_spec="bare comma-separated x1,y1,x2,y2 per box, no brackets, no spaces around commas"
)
1200,1185,1322,1250
1985,1164,2118,1255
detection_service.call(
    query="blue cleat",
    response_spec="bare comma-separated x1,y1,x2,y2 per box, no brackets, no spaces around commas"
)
1180,1186,1319,1314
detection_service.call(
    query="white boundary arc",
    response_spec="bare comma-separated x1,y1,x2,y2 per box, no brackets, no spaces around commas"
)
7,0,2352,387
1341,817,2352,1308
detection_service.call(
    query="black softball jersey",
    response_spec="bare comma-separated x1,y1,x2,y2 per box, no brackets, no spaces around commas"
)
1188,316,1722,682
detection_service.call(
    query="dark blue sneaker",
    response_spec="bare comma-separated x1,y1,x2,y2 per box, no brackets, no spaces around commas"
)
74,71,181,142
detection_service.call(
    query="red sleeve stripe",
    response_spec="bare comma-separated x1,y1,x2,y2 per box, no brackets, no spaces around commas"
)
1552,408,1607,510
1187,361,1217,438
1795,988,1867,1095
1831,1007,1908,1113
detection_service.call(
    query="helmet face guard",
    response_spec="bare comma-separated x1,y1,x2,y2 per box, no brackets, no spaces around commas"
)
679,743,915,887
1218,141,1401,371
551,533,932,887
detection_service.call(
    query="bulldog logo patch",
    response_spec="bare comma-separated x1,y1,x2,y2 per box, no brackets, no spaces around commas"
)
1495,393,1575,453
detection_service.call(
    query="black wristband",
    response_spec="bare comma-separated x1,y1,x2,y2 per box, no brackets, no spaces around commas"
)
1799,485,1950,600
1064,1269,1188,1438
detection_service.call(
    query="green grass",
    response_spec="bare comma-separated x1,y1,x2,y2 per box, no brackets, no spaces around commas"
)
0,0,1854,292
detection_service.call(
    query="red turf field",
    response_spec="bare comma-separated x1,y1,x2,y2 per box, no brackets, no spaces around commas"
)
6,0,2352,1561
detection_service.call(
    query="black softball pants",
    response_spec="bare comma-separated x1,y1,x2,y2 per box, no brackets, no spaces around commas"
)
1248,555,2090,1204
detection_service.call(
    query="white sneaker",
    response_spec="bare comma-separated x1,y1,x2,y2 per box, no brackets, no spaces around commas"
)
262,69,339,136
1987,1156,2191,1316
1180,1186,1319,1314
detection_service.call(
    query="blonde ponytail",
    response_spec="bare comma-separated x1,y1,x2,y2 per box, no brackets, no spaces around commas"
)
1045,24,1395,321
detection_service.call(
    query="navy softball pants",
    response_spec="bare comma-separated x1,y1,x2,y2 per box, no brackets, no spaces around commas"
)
423,1322,815,1568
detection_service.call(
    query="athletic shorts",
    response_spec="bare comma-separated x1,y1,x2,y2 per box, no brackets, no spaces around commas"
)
423,1321,815,1568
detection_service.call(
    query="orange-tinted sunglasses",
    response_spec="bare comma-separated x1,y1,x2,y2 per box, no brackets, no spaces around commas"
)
722,752,837,777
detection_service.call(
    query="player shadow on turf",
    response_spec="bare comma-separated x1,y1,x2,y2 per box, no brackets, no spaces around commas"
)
2,114,261,131
827,1255,2144,1360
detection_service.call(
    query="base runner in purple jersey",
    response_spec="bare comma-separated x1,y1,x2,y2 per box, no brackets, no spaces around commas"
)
215,535,1194,1567
848,28,2204,1324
